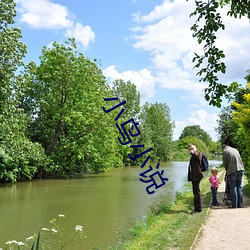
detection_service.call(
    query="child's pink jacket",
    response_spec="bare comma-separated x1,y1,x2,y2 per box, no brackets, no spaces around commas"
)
209,175,219,188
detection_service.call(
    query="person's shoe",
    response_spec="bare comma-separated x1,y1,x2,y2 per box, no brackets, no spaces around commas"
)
212,203,220,206
190,209,201,214
238,205,243,208
228,205,236,208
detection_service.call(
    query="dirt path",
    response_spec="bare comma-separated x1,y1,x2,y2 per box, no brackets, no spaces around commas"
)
192,174,250,250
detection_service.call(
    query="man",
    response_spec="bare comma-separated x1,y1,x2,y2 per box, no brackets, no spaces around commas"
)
222,144,244,208
188,143,204,214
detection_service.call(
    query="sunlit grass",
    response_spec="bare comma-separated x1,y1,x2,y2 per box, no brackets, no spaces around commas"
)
110,168,250,250
110,172,222,250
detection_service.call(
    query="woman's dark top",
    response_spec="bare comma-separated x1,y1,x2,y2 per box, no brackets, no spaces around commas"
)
188,150,204,182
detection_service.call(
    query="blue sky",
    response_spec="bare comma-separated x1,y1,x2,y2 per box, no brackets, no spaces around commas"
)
14,0,250,141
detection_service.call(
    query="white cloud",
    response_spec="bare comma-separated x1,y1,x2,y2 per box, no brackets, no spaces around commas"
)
65,22,95,48
16,0,95,49
132,1,175,23
131,0,198,86
16,0,73,29
173,110,219,141
130,0,250,95
214,7,250,81
103,65,155,103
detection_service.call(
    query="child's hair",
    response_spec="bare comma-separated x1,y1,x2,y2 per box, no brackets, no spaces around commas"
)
211,167,218,175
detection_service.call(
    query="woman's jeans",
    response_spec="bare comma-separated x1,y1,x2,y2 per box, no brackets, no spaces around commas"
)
211,187,218,205
228,170,244,208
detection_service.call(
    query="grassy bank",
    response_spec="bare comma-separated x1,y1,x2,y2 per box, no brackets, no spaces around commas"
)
110,169,225,250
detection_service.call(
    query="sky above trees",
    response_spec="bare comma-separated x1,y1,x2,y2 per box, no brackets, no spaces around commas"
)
14,0,250,140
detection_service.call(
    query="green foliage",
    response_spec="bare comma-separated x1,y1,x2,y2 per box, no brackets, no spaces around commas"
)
31,231,40,250
112,79,140,118
179,125,212,146
167,141,188,161
189,0,250,107
0,108,50,182
172,148,190,161
0,0,48,182
215,72,250,177
178,136,209,156
0,0,27,108
209,141,222,154
138,102,174,162
216,106,240,147
24,39,122,175
111,79,141,166
231,78,250,177
190,0,226,107
216,73,250,154
222,0,250,19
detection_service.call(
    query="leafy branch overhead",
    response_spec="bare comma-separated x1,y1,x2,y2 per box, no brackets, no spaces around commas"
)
190,0,250,107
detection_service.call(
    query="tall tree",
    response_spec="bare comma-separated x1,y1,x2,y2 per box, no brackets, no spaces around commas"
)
190,0,250,107
139,102,174,161
112,79,140,119
25,39,122,175
110,79,141,165
0,0,47,182
0,0,27,109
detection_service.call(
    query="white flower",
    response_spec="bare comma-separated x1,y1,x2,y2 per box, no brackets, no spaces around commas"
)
26,236,34,241
51,228,58,233
75,225,83,231
42,228,50,231
6,240,17,245
5,240,24,246
58,214,65,217
17,242,25,246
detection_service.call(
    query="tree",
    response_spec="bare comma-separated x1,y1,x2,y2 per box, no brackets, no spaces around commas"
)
216,106,240,147
0,0,48,182
24,39,122,175
179,125,212,146
216,72,250,150
214,72,250,176
209,141,222,155
139,102,174,162
190,0,250,107
112,79,140,118
178,136,209,156
110,79,141,166
231,80,250,176
0,0,27,109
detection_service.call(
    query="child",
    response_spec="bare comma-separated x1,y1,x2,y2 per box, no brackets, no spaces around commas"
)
209,168,220,206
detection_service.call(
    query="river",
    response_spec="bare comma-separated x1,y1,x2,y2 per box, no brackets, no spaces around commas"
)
0,159,222,249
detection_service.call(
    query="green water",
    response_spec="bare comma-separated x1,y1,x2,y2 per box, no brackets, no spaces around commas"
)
0,160,221,249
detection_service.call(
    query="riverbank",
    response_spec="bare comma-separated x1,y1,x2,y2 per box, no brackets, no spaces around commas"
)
111,168,225,249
